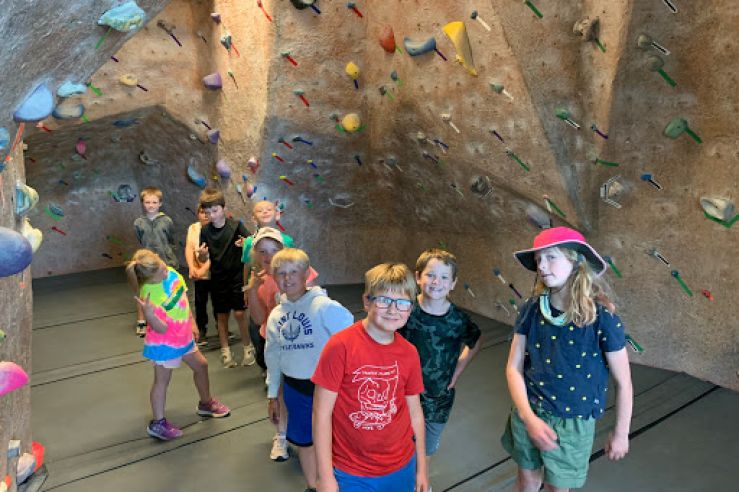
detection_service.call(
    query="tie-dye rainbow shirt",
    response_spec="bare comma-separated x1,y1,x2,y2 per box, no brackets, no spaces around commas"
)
140,267,195,362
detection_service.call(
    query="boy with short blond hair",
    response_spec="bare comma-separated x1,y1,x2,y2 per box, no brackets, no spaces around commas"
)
241,200,294,265
133,186,177,336
399,248,482,487
265,248,353,491
197,188,255,368
312,263,429,492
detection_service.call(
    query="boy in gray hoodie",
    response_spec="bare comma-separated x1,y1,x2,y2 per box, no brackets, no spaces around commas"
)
264,248,354,492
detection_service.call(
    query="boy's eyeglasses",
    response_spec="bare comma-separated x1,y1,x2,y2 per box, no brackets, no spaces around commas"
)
367,295,413,312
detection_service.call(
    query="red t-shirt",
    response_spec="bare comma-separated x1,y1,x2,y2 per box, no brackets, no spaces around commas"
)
256,267,318,338
312,321,424,477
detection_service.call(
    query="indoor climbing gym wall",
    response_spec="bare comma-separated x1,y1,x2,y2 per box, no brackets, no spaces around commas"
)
0,0,737,486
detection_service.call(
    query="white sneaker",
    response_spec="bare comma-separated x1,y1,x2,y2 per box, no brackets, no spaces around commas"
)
135,321,146,337
242,344,256,366
270,433,289,462
221,349,238,369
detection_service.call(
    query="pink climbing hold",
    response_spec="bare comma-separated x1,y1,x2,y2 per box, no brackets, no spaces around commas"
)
202,73,223,90
75,138,87,157
0,361,30,397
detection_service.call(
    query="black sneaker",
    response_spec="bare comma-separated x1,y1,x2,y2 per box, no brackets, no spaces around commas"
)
136,322,146,337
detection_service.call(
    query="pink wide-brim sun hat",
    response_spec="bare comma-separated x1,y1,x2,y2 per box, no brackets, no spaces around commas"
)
513,227,608,276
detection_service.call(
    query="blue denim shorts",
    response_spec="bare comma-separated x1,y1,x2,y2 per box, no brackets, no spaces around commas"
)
425,420,447,456
334,453,416,492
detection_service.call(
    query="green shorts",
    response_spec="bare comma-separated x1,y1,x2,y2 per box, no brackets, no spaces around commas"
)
501,406,595,489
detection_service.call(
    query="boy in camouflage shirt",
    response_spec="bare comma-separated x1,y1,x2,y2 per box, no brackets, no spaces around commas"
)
399,249,482,477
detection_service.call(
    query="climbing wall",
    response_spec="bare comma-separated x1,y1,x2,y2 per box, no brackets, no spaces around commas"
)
0,5,737,481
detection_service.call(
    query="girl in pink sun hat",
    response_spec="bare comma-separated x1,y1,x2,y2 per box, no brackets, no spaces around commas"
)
502,227,633,491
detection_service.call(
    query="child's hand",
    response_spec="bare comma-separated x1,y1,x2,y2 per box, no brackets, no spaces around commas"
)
235,235,245,248
605,431,629,460
134,294,155,318
317,476,339,492
447,366,464,389
524,415,559,451
415,470,429,492
267,398,280,425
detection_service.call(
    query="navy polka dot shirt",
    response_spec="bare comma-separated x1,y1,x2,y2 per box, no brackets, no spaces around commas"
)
515,298,626,419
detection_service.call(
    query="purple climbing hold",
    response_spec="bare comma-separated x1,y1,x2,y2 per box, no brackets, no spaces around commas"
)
216,159,231,179
0,361,30,397
211,12,222,24
14,84,54,122
202,72,223,90
0,226,33,277
207,129,220,144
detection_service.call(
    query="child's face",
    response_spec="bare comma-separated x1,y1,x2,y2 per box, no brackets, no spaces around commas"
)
252,201,277,227
363,289,413,334
254,238,282,271
204,205,226,226
416,258,457,301
535,247,574,289
142,195,162,215
273,262,309,301
197,208,209,226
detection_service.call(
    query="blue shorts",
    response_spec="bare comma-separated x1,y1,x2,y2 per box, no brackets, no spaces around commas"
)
335,453,416,492
425,420,446,456
282,378,314,447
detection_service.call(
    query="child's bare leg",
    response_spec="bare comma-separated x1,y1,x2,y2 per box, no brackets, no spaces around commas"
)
515,468,543,492
297,445,318,489
234,309,251,346
151,365,173,420
136,302,144,321
183,350,211,403
216,312,230,348
277,387,288,434
543,484,569,492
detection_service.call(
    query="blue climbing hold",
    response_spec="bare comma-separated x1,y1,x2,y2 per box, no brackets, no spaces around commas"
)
187,165,207,188
113,118,139,128
0,127,9,151
403,36,437,56
52,103,85,120
98,1,146,32
15,181,39,215
116,184,136,202
13,84,54,122
0,226,33,277
207,129,220,144
48,202,65,217
57,81,88,98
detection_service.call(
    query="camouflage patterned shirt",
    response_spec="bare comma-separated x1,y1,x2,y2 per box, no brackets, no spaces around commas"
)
399,303,481,423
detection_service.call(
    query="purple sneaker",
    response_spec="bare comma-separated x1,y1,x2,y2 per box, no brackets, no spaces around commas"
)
147,418,183,440
197,398,231,418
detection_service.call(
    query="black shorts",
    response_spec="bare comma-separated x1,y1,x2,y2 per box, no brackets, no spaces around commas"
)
210,275,246,313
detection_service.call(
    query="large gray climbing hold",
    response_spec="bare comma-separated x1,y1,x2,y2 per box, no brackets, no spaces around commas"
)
57,81,88,97
52,103,85,120
13,84,54,122
0,127,9,150
98,1,146,31
202,73,222,90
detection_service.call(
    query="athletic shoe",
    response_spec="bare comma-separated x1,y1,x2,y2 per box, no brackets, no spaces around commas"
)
136,322,146,337
242,344,256,366
221,350,238,368
270,433,289,462
147,418,183,441
305,489,317,492
196,398,231,418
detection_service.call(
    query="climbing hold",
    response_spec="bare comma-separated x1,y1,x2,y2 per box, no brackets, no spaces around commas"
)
157,19,182,46
590,123,608,139
648,248,670,266
671,270,693,297
345,62,360,89
0,128,8,150
509,283,523,299
543,195,566,218
646,55,676,87
489,81,514,101
113,118,139,128
294,89,310,107
281,51,298,66
523,0,543,19
379,26,397,53
0,227,32,276
600,176,625,208
202,73,223,90
625,334,644,353
15,181,39,215
114,184,136,202
440,113,460,133
138,151,158,166
216,159,231,179
278,138,293,149
329,196,355,208
52,102,85,120
257,0,273,22
637,33,670,56
13,84,54,122
346,2,363,18
662,0,678,14
290,0,315,9
119,74,138,86
379,85,395,101
640,173,663,190
404,36,437,56
442,21,477,76
700,196,735,222
20,218,42,253
470,10,492,31
590,154,619,167
97,1,146,32
489,129,504,142
57,81,88,98
247,157,260,173
390,70,403,86
701,290,714,301
187,165,207,188
603,256,622,278
464,283,476,298
573,16,606,52
0,361,30,396
664,117,701,143
272,153,286,163
555,107,581,129
75,139,87,157
505,149,530,172
525,203,551,229
210,12,221,24
493,268,507,285
292,136,313,146
0,329,5,345
341,113,362,132
470,175,493,198
207,129,220,144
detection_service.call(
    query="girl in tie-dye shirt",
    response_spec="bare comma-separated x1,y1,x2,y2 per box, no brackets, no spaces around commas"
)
126,249,230,441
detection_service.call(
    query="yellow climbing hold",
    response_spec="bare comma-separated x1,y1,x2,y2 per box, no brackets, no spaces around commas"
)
442,21,477,76
119,74,138,86
341,113,361,132
345,61,360,80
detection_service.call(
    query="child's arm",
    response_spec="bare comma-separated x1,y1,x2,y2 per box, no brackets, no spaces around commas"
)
604,348,632,460
505,334,559,451
406,394,429,492
314,385,339,492
134,294,167,333
246,271,267,325
447,336,483,390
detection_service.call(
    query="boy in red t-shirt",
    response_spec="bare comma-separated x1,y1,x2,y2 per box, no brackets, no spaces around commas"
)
312,263,429,492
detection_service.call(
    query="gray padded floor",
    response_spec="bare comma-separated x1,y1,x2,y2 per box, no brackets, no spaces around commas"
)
31,268,737,491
